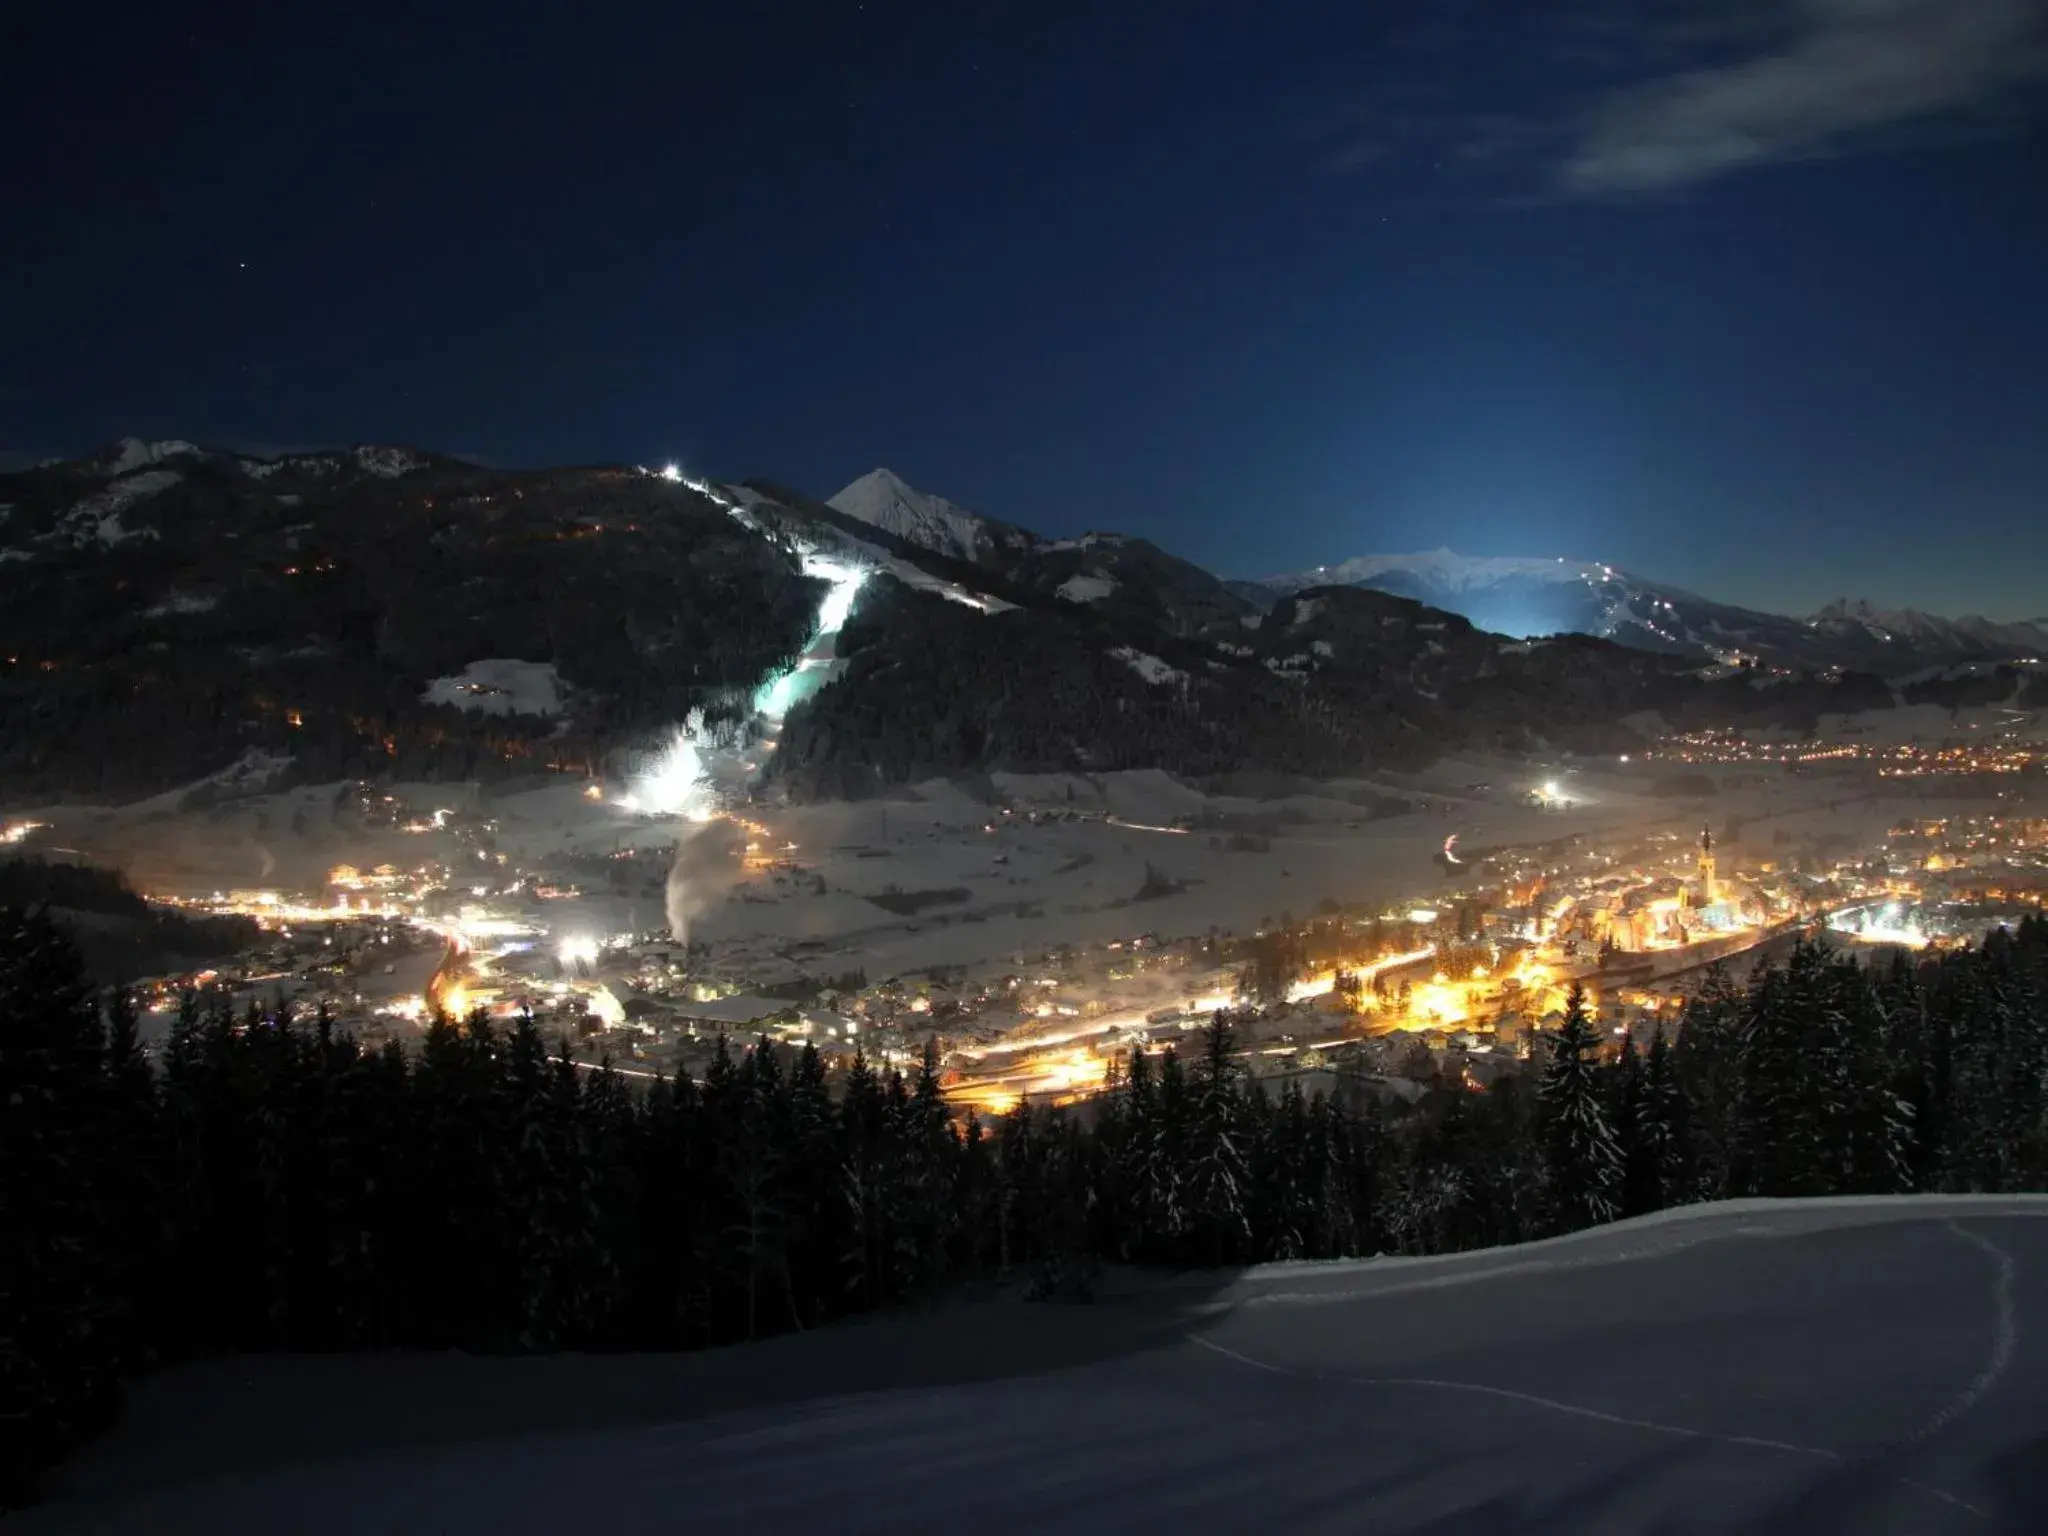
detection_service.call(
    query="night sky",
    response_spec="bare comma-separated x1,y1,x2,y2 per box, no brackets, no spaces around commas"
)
9,1,2047,618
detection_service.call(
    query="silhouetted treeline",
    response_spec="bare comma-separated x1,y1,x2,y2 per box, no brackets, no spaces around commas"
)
6,912,2047,1501
0,858,258,983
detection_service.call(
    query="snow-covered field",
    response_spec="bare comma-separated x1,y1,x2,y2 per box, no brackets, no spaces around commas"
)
18,717,2018,986
28,1197,2048,1533
420,659,566,717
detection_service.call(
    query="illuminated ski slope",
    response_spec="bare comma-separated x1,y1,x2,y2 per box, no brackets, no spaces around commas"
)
617,470,1004,821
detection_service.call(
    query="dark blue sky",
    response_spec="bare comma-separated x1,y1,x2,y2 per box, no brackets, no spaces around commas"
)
8,0,2047,617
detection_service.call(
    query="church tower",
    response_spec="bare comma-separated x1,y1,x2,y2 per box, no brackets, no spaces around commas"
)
1695,824,1718,906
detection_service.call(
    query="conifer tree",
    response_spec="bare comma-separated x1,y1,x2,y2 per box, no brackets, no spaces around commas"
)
6,903,2048,1500
1730,950,1818,1196
1187,1013,1252,1265
1671,963,1743,1198
899,1040,958,1293
1641,1026,1688,1209
0,913,122,1500
1539,984,1621,1233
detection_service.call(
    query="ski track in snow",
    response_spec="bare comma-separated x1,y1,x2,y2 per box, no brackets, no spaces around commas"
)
1900,1222,2020,1448
1190,1206,2048,1526
1233,1209,1814,1309
1185,1332,1987,1520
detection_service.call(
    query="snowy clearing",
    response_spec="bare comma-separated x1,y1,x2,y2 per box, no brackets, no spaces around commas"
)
1111,647,1185,687
421,660,565,717
1056,573,1118,603
143,592,217,617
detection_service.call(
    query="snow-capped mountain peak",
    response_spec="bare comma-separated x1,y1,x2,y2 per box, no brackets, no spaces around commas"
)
352,444,426,478
1809,599,2048,657
1253,549,1683,649
1272,548,1613,595
99,438,202,477
1248,548,2047,674
826,468,1031,566
1810,598,1947,633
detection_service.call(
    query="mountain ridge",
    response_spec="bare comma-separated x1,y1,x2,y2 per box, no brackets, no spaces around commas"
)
1250,550,2048,672
3,443,2033,804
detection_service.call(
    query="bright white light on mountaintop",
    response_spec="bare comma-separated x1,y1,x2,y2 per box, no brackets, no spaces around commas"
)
659,463,681,482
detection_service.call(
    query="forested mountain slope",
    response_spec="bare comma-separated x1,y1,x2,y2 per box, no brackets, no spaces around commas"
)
0,444,1978,804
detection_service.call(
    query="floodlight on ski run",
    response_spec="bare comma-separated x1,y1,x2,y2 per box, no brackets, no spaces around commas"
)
618,725,717,821
802,551,867,635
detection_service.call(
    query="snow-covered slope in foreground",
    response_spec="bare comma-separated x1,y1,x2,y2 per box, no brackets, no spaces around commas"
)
33,1197,2048,1534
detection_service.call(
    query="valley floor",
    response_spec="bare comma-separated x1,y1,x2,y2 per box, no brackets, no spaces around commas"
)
23,735,1972,991
27,1197,2048,1534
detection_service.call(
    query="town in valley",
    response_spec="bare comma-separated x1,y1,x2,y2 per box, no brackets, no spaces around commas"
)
13,700,2040,1117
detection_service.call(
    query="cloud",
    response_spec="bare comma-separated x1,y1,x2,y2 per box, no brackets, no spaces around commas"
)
1311,1,2048,199
1560,0,2048,193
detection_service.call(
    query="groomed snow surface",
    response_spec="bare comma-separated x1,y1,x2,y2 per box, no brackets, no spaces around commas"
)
29,1197,2048,1534
420,660,565,717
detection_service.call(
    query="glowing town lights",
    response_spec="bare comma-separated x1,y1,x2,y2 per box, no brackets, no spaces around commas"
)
558,935,600,969
1406,908,1439,924
0,820,45,845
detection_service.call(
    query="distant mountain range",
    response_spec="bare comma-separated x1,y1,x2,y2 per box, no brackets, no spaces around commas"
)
1239,551,2048,675
0,441,2038,803
813,476,2045,675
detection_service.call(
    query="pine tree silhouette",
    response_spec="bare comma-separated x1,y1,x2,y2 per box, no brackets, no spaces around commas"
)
6,905,2048,1501
1539,984,1622,1233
